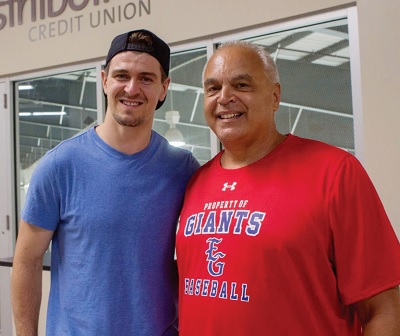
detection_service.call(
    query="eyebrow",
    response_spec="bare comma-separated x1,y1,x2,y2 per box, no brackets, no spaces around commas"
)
203,78,218,86
110,68,158,78
203,73,253,86
231,74,252,81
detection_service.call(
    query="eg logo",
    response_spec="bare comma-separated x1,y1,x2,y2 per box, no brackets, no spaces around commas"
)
205,237,226,277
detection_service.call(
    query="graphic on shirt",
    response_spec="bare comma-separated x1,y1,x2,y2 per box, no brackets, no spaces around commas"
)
205,237,226,276
182,199,264,303
183,278,250,302
222,182,237,191
184,208,264,236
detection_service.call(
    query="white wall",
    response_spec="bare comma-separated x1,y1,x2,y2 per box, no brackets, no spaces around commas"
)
356,1,400,237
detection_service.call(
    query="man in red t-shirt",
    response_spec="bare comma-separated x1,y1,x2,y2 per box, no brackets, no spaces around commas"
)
176,41,400,335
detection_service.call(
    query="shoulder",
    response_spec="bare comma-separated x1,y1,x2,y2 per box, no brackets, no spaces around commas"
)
288,134,350,155
33,128,93,174
286,135,373,190
45,127,92,155
152,131,200,170
284,134,355,165
186,152,220,184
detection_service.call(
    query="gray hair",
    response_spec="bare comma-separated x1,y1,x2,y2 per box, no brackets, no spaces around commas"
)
203,40,280,84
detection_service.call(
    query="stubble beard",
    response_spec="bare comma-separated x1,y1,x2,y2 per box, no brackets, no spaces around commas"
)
113,112,144,128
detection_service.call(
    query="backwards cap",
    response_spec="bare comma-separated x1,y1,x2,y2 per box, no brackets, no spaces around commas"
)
105,29,170,110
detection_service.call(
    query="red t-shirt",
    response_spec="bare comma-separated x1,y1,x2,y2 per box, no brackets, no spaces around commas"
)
176,134,400,335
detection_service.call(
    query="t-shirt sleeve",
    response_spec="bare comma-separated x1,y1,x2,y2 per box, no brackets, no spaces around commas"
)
21,153,60,231
189,153,201,173
330,155,400,305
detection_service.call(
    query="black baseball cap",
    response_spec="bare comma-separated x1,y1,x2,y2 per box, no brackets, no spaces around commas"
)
105,29,170,109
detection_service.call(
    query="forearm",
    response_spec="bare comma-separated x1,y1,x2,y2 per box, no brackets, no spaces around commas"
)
11,258,43,336
356,287,400,336
362,313,400,336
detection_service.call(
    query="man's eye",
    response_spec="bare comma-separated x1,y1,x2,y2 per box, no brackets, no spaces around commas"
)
206,86,218,94
141,77,153,83
236,83,249,89
115,74,128,80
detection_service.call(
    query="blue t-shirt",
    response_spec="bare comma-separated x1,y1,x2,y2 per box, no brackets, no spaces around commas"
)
22,127,200,335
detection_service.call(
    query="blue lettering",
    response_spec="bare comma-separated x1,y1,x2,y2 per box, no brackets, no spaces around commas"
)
184,278,249,303
184,278,189,295
202,280,210,296
217,210,234,233
210,280,218,297
194,279,201,295
230,282,238,300
241,284,250,302
246,212,265,236
203,211,216,233
184,214,196,236
219,281,228,299
194,212,204,234
205,237,226,276
188,278,194,295
233,210,249,234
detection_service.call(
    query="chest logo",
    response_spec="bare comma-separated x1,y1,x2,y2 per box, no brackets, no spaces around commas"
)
222,182,237,191
205,237,226,276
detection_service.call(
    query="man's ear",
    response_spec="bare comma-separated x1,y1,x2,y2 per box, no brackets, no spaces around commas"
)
101,70,108,96
272,83,281,111
155,77,170,110
160,77,171,101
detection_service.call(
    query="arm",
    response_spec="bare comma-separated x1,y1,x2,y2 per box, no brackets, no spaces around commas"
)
11,219,54,336
353,286,400,335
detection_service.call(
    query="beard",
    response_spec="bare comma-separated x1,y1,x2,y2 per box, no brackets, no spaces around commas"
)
112,112,145,127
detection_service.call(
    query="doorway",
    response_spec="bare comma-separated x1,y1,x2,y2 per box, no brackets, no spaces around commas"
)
0,80,13,336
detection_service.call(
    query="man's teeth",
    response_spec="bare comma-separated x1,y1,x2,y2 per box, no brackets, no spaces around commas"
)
220,113,240,119
123,101,139,106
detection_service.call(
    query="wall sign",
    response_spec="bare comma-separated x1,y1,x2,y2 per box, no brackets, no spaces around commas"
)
0,0,151,41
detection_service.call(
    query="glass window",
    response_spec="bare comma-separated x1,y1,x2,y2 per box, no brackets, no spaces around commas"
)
15,68,98,212
12,17,355,226
246,19,354,153
153,48,211,165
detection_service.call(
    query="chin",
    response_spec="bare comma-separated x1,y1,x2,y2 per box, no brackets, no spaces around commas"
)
216,132,241,144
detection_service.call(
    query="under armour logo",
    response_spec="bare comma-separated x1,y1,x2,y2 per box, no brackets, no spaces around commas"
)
222,182,237,191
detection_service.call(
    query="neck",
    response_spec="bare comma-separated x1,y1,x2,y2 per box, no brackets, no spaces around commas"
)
95,122,152,155
221,133,287,169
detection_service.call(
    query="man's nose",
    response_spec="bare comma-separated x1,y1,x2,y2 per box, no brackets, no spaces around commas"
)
217,86,236,105
125,79,141,95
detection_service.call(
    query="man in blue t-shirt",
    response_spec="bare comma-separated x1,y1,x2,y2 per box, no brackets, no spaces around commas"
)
11,29,200,335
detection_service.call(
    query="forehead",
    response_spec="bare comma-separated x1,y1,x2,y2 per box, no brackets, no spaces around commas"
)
204,46,265,81
108,51,161,74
